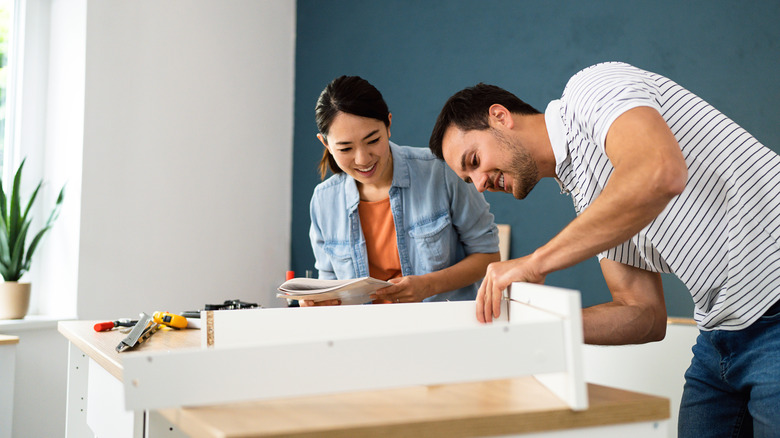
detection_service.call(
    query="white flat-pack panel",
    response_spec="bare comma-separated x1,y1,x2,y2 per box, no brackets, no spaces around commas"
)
203,299,510,347
124,284,587,412
509,283,588,411
125,305,565,410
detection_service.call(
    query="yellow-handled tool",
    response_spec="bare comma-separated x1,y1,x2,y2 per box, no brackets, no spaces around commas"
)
152,311,188,329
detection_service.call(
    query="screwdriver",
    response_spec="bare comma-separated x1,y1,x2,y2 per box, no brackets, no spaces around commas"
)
152,311,188,329
94,319,138,332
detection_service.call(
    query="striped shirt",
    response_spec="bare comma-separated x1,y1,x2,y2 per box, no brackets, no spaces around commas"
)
546,62,780,331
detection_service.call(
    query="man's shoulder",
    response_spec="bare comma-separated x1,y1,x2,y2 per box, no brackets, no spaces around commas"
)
571,61,634,79
563,61,637,95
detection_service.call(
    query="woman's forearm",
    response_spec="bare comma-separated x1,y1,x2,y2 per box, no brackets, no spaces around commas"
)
422,252,501,298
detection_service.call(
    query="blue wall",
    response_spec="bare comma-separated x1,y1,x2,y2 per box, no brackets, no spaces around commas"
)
291,0,780,316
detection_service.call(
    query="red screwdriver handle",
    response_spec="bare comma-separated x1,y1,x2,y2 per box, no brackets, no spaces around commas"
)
94,321,116,332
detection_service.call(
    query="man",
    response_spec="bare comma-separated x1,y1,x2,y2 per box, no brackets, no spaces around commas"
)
429,62,780,437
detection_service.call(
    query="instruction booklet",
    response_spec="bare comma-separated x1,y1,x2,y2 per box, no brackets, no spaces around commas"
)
277,276,392,305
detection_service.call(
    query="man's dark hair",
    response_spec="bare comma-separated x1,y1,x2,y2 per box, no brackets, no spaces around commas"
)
315,75,390,179
428,83,540,159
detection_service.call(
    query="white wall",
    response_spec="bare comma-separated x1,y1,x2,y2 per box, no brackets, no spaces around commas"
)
6,1,296,437
78,0,296,318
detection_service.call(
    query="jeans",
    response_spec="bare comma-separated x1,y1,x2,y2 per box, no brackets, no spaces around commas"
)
679,300,780,438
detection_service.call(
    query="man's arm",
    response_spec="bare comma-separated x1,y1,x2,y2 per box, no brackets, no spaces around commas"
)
478,106,687,323
583,258,667,344
532,106,688,275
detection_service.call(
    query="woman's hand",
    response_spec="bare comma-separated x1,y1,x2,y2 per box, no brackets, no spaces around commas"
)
299,298,342,307
371,275,432,303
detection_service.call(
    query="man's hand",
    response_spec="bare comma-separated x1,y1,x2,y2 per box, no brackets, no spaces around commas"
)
477,255,547,323
371,275,432,303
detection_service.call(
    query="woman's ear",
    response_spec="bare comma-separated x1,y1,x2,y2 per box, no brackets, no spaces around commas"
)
387,113,393,138
317,133,330,151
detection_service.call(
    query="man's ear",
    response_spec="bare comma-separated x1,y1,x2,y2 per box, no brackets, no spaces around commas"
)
317,133,330,151
488,104,514,129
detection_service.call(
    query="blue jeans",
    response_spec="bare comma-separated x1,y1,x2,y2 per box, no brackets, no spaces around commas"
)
679,300,780,438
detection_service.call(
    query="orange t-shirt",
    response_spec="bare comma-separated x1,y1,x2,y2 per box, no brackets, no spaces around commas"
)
358,197,401,304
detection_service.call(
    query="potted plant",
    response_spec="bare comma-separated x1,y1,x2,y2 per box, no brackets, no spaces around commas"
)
0,158,64,319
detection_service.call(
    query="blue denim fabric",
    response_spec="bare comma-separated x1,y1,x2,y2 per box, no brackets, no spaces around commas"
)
309,142,499,302
679,300,780,438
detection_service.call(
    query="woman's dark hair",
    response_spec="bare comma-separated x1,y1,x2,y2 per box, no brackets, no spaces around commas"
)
315,75,390,179
428,83,540,159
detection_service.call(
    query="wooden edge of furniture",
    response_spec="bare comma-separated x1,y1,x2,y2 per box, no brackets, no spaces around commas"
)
0,334,20,345
58,320,201,380
666,317,697,326
157,378,669,438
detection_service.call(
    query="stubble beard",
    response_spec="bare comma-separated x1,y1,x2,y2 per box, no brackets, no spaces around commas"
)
492,128,539,199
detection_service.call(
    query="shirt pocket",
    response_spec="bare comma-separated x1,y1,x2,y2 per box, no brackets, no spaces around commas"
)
323,242,355,279
408,214,453,273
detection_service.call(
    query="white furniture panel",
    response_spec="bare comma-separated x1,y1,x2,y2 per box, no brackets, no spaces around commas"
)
124,283,588,411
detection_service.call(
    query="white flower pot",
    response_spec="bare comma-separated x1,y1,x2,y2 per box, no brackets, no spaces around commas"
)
0,282,31,319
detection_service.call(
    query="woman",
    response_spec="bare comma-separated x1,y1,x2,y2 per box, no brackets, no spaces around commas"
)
305,75,500,306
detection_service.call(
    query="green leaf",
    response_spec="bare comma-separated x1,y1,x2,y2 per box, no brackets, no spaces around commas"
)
0,218,9,267
0,178,7,230
22,224,52,272
9,158,25,241
0,157,64,281
44,185,66,227
22,180,43,223
9,219,31,278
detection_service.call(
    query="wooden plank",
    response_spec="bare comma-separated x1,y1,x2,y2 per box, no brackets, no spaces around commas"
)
156,378,668,438
0,334,19,345
667,317,697,326
497,224,511,261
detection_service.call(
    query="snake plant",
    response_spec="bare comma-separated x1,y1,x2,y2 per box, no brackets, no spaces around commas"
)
0,158,65,281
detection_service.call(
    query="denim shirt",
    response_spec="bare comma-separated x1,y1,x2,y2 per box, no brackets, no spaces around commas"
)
309,142,499,302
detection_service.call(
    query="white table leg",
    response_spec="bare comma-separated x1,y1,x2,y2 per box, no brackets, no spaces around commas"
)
65,342,94,437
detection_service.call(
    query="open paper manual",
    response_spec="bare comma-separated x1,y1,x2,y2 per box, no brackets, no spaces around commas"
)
277,277,392,305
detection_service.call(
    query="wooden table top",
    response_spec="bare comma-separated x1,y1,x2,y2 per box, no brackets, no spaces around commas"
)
156,378,669,438
58,319,201,380
0,334,19,345
59,319,669,438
